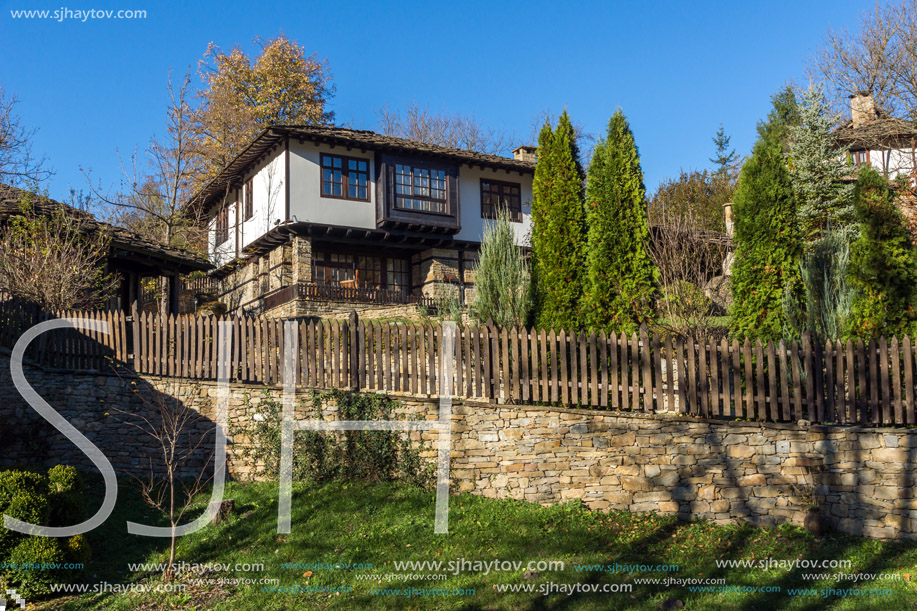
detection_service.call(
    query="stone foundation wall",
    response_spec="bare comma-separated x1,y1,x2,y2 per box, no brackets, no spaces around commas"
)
215,236,312,314
4,353,915,540
412,248,477,303
268,299,426,321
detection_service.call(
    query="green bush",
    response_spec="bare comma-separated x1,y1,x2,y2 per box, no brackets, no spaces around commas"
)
0,491,49,558
64,534,91,566
846,168,917,338
47,466,84,527
0,469,46,509
0,466,89,597
47,465,81,494
6,536,67,598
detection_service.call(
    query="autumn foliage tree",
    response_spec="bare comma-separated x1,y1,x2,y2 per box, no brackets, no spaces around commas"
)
192,35,335,183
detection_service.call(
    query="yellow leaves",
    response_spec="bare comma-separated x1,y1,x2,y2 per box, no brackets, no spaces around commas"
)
193,35,333,177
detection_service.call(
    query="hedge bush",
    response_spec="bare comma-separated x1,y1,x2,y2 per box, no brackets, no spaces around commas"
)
0,466,89,597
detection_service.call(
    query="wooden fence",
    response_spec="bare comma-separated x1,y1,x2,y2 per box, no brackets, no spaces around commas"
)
1,300,916,426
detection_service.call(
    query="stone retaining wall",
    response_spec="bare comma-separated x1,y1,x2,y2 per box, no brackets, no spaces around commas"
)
2,354,915,540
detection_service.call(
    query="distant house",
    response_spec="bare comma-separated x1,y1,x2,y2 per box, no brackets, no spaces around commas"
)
0,183,211,313
188,126,536,317
834,92,917,233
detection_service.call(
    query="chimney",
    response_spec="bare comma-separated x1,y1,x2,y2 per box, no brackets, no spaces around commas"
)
512,145,537,163
850,91,878,128
723,201,734,236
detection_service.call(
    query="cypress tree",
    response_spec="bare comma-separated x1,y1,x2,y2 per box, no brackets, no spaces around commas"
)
730,89,803,341
784,84,858,339
471,206,533,329
846,168,917,338
530,111,586,330
582,111,657,333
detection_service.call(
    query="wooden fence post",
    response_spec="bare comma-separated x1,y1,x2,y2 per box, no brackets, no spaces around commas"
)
349,310,360,390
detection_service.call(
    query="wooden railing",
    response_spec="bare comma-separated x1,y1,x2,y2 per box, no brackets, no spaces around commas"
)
263,282,437,311
2,300,917,426
181,276,218,294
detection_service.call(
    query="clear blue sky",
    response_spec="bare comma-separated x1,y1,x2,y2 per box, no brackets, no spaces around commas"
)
0,0,877,205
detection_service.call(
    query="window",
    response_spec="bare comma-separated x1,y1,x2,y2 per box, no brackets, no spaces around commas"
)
321,153,370,201
394,163,448,213
481,179,522,221
853,149,870,168
214,205,229,245
312,251,410,293
243,179,253,220
387,258,409,293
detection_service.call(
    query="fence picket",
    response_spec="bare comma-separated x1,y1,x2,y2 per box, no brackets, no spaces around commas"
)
697,336,708,417
569,331,579,405
630,333,640,411
559,331,569,405
741,339,753,419
777,340,789,421
856,338,867,424
663,336,675,413
880,337,891,424
710,339,721,417
904,336,915,425
729,339,741,418
641,327,653,412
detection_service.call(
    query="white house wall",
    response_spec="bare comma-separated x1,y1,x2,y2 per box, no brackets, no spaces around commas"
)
208,138,534,264
454,165,533,247
288,140,376,230
208,201,237,268
240,152,286,250
208,149,286,267
869,147,917,179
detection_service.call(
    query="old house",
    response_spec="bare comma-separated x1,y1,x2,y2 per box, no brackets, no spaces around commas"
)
189,126,536,318
834,92,917,234
0,183,211,313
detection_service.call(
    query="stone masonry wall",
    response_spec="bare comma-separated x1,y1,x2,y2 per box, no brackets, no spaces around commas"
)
269,300,427,321
3,353,916,540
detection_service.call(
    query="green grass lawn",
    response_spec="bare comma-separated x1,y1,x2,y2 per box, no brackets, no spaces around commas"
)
30,479,917,610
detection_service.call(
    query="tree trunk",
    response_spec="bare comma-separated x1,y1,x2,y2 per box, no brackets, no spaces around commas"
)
160,277,168,318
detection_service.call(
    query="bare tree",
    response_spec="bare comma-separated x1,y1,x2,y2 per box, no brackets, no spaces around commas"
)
646,210,730,339
0,84,51,185
112,379,215,582
0,190,119,310
86,71,206,314
377,103,517,155
808,1,917,118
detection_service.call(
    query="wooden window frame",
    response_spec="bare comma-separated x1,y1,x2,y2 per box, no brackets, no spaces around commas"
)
311,250,411,293
853,149,871,168
320,153,371,202
392,160,451,215
243,179,254,221
480,178,522,222
215,205,229,245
